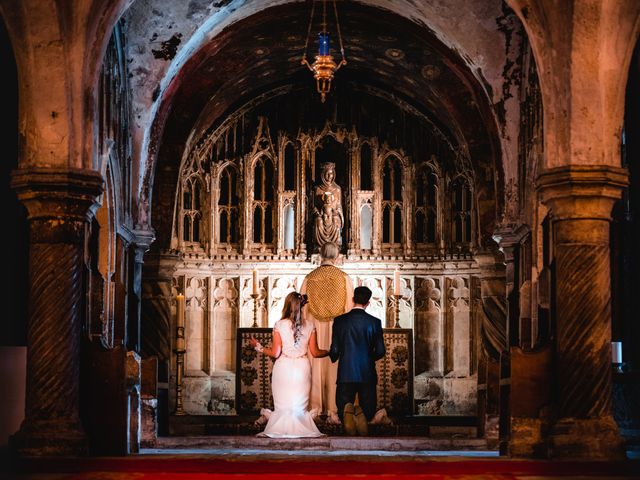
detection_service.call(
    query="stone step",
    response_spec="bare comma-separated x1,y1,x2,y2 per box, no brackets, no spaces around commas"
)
155,435,489,452
168,415,480,438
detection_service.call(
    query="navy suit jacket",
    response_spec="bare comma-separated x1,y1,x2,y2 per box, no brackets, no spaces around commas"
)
329,308,385,384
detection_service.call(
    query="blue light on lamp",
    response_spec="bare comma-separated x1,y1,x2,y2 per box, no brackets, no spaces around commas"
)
318,32,330,56
300,1,346,102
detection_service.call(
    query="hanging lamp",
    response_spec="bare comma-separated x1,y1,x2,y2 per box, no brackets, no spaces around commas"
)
301,0,347,103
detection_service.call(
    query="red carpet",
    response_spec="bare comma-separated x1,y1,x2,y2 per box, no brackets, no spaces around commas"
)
6,455,640,479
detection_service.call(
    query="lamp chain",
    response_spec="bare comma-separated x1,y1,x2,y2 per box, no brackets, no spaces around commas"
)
322,0,327,33
332,0,346,62
301,0,317,65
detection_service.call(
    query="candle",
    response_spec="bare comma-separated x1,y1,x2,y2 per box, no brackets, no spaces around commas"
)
176,293,185,328
318,32,330,56
611,341,622,364
252,268,259,295
393,269,400,296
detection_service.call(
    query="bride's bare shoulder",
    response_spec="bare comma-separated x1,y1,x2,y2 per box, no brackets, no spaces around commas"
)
274,318,292,330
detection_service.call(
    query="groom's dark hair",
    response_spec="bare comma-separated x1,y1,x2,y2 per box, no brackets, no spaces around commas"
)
353,286,372,306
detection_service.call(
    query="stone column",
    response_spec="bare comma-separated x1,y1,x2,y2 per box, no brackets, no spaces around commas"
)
493,225,529,348
128,229,156,352
10,167,103,456
141,252,180,363
474,253,507,451
538,165,627,460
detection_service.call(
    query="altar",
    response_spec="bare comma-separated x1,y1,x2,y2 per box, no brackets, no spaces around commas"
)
158,96,499,424
168,257,480,419
236,327,414,417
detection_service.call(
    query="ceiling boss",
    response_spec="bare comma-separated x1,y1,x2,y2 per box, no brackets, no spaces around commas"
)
301,0,347,102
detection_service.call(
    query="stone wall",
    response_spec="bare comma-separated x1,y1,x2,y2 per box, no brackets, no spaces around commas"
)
169,258,481,416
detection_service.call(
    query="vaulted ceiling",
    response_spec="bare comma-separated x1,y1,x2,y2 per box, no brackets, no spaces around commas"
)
148,2,506,156
119,0,522,247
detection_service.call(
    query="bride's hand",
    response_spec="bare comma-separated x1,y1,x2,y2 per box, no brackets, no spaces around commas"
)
250,337,265,353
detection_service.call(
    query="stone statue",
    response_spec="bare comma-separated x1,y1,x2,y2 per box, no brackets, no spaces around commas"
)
313,163,343,249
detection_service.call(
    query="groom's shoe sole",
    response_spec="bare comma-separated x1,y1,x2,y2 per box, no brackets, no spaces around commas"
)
354,405,368,436
343,403,357,436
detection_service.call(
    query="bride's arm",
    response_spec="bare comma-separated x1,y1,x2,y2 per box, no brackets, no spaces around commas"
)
250,331,282,359
308,330,328,358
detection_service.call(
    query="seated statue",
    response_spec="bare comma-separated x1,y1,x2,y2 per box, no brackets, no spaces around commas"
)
313,163,343,250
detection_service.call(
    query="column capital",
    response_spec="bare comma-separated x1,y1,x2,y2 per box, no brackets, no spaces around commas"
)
132,228,156,249
120,225,156,257
11,167,104,221
474,251,506,270
492,223,530,263
142,251,181,282
537,165,628,221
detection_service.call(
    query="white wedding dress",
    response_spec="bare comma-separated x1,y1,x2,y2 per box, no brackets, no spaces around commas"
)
258,319,325,438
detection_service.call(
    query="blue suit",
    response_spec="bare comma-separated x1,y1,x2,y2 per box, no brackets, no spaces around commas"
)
329,308,385,420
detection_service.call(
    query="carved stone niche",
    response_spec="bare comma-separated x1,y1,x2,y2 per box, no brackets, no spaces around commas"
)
212,277,239,373
184,276,209,376
177,104,478,263
414,274,476,416
240,275,266,327
414,277,443,376
385,273,414,328
445,276,471,377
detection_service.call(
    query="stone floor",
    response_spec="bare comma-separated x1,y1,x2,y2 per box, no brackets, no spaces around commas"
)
3,447,640,479
168,413,480,438
155,434,490,451
3,436,640,479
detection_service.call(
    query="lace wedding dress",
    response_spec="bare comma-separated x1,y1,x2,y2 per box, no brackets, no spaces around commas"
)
258,319,324,438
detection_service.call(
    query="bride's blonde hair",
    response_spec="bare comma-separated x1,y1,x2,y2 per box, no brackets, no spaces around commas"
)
282,292,304,345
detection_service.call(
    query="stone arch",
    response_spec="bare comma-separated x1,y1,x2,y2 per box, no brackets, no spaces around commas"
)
0,0,131,171
141,1,509,239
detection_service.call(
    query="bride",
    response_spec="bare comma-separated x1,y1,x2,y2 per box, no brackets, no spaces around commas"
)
250,292,328,438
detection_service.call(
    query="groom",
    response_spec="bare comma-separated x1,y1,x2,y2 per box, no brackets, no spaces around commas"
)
329,286,385,435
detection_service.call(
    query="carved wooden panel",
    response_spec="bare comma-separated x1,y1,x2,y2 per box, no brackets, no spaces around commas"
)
376,329,414,417
236,328,413,417
236,328,274,414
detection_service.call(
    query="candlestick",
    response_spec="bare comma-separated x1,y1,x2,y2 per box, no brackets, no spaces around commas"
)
176,293,185,328
392,294,402,328
250,293,260,328
393,269,401,296
252,269,259,295
174,294,187,416
173,343,186,415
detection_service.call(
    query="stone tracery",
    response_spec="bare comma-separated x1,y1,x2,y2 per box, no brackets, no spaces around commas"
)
166,85,491,417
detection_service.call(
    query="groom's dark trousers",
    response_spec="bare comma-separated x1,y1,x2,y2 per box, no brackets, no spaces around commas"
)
329,307,385,421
